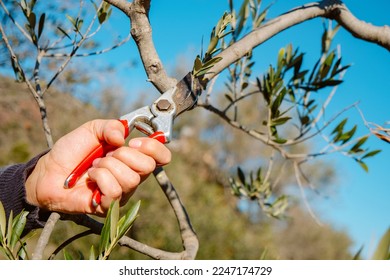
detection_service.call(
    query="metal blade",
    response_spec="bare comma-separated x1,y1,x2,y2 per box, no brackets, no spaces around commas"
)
171,72,203,118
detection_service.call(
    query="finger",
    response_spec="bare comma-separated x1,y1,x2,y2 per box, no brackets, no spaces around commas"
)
104,147,156,175
128,138,171,166
88,119,126,147
87,167,123,210
93,154,143,192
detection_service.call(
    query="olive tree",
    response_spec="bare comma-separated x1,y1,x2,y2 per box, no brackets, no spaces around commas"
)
0,0,389,259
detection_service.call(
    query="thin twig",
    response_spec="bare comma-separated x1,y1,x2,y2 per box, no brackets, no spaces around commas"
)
205,73,219,105
293,161,323,226
263,150,275,184
48,229,94,260
44,33,131,58
42,1,105,95
0,0,33,43
0,23,54,148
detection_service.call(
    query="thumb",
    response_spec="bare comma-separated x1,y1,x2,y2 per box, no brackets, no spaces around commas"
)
89,119,126,147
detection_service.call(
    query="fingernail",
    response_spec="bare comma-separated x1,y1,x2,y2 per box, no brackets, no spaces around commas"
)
112,130,124,140
92,158,101,167
129,139,142,148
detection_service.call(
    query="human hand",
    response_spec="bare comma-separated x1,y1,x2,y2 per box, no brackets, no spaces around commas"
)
25,119,171,215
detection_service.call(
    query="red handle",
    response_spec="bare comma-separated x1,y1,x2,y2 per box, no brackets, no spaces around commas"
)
64,120,130,189
90,131,166,207
63,120,166,208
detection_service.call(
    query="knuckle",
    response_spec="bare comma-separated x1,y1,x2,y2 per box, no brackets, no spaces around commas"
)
98,156,112,167
126,172,141,188
144,157,156,173
114,146,128,158
111,187,122,200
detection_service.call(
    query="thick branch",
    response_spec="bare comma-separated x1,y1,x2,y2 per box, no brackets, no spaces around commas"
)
328,2,390,50
205,1,390,82
105,0,176,92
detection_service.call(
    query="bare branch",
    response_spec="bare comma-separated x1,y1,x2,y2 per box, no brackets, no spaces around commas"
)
0,23,54,148
42,1,106,95
32,212,61,260
153,167,199,259
105,0,177,92
118,236,183,260
103,0,130,13
49,229,94,260
44,33,131,58
198,101,291,158
325,1,390,51
293,161,323,226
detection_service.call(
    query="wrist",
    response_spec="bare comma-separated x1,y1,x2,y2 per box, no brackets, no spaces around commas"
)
25,155,46,207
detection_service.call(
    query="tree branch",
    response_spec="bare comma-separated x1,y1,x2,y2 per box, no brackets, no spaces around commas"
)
152,167,199,259
204,0,390,83
32,212,60,260
105,0,177,92
0,23,54,148
325,1,390,51
48,229,94,260
204,3,327,82
0,0,33,43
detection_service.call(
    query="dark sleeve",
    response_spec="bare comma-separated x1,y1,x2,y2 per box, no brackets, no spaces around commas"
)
0,151,51,234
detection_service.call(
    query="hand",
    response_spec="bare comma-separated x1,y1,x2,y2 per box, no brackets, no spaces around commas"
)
25,119,171,215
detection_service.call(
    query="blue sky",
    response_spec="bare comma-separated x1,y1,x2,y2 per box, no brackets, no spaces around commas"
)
96,0,389,258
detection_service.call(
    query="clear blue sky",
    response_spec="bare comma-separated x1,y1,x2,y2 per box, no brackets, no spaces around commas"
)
97,0,390,258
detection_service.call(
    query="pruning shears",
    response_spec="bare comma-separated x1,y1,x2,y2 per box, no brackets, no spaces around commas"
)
64,72,202,207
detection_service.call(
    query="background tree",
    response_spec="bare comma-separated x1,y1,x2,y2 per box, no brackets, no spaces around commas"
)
0,0,389,259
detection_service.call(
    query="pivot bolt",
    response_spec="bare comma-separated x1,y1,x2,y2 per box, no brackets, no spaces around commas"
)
156,99,172,111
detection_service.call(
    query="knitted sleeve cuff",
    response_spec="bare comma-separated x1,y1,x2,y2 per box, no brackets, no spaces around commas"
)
0,150,51,233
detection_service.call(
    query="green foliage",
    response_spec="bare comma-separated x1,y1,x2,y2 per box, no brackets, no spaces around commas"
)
95,200,140,260
222,0,270,121
0,201,30,260
353,227,390,260
18,0,44,46
94,2,112,25
59,200,140,260
372,227,390,260
210,6,381,221
330,119,381,172
192,12,233,79
229,167,288,219
256,42,351,143
229,0,269,40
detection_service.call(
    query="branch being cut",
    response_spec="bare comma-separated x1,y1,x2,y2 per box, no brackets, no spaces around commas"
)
105,0,176,92
103,0,197,259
